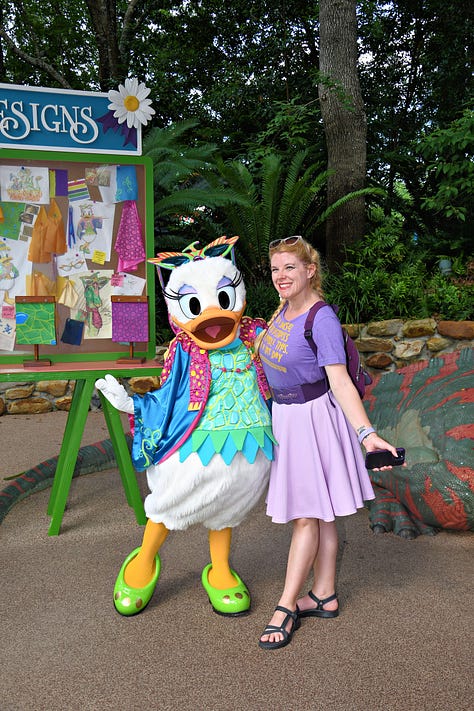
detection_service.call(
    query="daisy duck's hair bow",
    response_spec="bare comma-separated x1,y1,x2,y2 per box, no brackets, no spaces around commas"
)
149,235,239,289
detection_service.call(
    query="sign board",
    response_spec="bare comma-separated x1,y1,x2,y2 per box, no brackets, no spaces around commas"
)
0,148,155,365
0,81,156,365
0,83,143,155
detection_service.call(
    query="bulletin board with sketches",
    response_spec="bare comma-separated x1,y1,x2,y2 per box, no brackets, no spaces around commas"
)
0,148,155,364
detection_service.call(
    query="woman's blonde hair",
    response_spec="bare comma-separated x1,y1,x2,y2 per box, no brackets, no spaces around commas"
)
255,236,324,352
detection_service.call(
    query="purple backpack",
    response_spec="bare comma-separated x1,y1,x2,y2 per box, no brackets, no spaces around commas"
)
304,302,372,399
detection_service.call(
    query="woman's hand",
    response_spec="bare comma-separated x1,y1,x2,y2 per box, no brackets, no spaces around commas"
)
325,364,405,471
362,432,407,471
362,431,397,456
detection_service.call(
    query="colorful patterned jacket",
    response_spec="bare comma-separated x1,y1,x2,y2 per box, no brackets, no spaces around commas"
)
131,316,270,471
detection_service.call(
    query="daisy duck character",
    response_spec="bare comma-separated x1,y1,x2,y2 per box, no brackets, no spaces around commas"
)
95,236,275,616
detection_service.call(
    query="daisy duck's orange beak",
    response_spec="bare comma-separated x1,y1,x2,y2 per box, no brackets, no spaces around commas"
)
171,304,246,350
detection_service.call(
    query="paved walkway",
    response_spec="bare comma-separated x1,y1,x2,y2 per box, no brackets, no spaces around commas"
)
0,412,472,711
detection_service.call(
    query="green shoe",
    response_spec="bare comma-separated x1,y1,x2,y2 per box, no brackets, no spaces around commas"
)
201,564,251,616
113,547,161,616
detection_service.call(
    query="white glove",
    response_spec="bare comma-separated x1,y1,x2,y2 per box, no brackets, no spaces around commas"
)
95,374,134,414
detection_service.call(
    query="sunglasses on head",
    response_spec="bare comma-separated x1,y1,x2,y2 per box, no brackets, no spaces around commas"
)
269,235,303,249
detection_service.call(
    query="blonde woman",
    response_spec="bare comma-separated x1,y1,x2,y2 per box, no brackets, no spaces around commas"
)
257,236,400,650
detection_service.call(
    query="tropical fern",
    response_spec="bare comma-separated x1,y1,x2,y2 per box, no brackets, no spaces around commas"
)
202,149,359,285
142,123,384,296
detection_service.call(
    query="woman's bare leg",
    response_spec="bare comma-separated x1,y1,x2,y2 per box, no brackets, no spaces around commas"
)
260,518,320,644
297,519,339,614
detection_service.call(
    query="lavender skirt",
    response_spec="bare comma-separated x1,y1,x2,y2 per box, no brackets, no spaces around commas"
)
266,392,375,523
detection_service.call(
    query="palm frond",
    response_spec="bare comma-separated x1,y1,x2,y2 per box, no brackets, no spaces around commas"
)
155,187,250,216
316,187,385,226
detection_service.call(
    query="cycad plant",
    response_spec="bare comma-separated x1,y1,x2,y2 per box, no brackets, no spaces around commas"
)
204,151,326,284
143,120,239,246
143,119,217,188
142,123,383,322
203,150,381,288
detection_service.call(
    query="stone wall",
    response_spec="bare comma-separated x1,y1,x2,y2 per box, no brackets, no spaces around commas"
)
346,318,474,370
1,319,473,416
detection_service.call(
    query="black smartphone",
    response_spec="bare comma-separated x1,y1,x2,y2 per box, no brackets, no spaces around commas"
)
365,448,405,469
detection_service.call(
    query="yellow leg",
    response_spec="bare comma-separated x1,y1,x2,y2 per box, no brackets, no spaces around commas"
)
124,520,169,588
207,528,238,589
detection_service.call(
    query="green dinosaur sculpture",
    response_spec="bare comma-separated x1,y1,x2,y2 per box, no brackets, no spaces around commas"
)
364,348,473,538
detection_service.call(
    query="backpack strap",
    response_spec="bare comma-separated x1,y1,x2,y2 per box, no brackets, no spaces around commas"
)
305,301,371,399
304,301,331,357
304,301,337,407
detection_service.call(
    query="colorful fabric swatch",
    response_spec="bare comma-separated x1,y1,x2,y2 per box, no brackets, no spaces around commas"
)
50,169,68,197
114,200,145,271
67,179,90,202
15,297,56,345
111,296,148,343
0,202,25,241
115,165,138,202
60,318,85,346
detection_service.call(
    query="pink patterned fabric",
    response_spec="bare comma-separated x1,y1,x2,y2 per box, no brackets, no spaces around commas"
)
239,316,270,400
111,299,149,343
114,200,146,272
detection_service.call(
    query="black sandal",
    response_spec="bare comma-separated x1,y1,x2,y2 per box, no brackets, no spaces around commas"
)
297,591,339,618
258,605,301,650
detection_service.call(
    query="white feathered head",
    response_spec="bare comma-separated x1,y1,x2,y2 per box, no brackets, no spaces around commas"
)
149,236,246,350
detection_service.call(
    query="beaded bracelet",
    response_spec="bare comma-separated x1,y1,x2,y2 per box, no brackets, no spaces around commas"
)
357,426,375,444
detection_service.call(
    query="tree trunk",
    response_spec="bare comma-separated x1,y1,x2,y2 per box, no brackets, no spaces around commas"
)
85,0,127,90
318,0,367,270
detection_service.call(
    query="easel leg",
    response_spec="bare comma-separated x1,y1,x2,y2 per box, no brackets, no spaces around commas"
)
99,392,146,525
47,378,94,536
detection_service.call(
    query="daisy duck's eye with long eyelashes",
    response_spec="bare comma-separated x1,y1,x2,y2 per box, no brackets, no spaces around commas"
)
217,271,243,310
162,285,202,319
217,285,236,310
178,290,202,319
162,286,179,301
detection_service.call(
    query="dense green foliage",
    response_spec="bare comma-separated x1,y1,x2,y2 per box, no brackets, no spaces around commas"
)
324,207,474,324
417,108,474,252
1,0,472,329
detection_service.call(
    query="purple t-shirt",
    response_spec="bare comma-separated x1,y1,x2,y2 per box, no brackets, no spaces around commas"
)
260,303,346,388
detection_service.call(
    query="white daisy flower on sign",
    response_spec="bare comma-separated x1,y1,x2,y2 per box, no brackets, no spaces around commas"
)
107,78,155,129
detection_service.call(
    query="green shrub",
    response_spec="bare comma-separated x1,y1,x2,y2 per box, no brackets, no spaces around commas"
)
322,223,473,324
153,222,472,343
424,272,474,320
